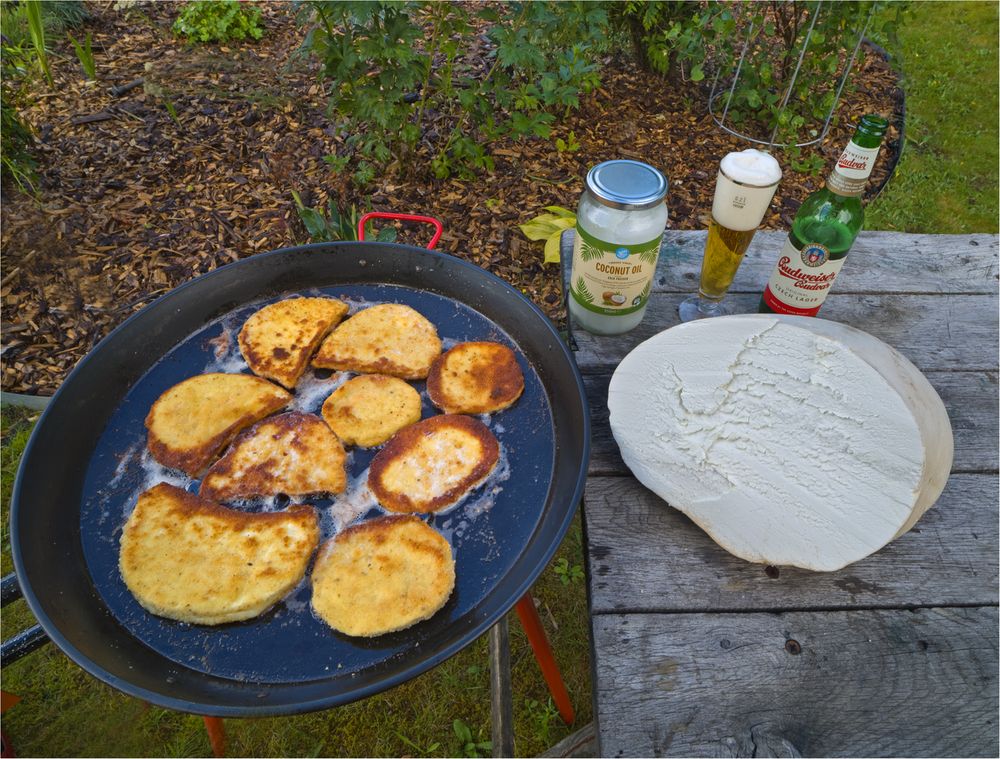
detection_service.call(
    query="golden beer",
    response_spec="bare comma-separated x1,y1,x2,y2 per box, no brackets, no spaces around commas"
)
678,149,782,322
699,219,758,300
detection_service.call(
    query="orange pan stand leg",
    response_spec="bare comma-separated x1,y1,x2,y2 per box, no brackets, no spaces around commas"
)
202,716,226,757
514,593,575,725
1,691,21,758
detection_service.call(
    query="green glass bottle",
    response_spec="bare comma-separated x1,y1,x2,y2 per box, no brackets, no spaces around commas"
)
759,114,889,316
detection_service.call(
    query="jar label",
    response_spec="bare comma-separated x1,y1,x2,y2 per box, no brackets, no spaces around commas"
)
570,225,662,316
761,236,846,316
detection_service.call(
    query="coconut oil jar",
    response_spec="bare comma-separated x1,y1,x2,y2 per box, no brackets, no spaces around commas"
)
569,160,668,335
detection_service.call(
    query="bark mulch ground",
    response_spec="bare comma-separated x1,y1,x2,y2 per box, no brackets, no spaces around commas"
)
1,2,901,395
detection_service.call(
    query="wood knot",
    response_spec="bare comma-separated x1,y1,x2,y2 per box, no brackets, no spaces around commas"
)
784,639,802,655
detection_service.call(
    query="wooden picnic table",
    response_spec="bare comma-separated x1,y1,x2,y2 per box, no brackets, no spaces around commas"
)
561,229,999,758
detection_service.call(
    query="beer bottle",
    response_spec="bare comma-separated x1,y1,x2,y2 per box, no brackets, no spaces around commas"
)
759,114,889,316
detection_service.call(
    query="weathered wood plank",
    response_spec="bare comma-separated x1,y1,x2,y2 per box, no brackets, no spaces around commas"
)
583,371,998,476
560,230,999,294
584,474,998,613
571,292,999,373
592,607,999,758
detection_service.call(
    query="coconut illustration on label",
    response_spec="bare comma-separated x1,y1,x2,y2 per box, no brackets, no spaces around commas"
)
602,291,626,306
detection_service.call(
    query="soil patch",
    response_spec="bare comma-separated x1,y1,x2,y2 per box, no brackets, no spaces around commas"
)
1,2,901,394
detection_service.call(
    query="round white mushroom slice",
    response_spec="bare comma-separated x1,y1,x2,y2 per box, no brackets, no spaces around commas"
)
608,315,953,572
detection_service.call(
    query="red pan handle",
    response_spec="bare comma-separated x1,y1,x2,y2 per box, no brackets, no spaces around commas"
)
357,212,444,250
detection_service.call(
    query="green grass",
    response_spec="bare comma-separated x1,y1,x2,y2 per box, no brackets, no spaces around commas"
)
866,1,999,233
0,404,591,757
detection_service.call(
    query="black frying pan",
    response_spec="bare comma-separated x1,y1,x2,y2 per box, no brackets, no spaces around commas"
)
10,238,589,716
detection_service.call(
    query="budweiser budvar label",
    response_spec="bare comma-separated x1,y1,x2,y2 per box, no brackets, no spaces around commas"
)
826,140,880,197
761,237,847,316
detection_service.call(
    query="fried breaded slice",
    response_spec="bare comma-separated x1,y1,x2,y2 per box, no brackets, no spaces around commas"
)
119,483,319,625
145,373,291,477
321,374,422,448
199,411,347,501
238,297,349,389
426,341,525,414
312,303,442,379
369,415,499,513
311,515,455,637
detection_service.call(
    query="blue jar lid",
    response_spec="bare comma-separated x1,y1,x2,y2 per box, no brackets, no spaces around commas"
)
586,160,668,210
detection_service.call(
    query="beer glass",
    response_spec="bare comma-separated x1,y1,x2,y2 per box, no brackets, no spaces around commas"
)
678,149,781,321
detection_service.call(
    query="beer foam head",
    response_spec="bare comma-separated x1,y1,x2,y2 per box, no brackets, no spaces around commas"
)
720,149,782,187
713,150,782,231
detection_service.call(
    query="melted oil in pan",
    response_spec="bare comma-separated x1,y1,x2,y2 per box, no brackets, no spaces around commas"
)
79,284,555,684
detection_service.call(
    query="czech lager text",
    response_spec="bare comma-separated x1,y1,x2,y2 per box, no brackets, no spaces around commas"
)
760,115,889,316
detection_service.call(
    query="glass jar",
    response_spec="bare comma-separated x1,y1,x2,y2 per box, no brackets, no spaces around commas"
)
569,160,668,335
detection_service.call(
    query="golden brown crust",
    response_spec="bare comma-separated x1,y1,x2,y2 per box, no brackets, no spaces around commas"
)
368,414,500,513
238,297,349,389
144,373,291,477
320,374,422,448
119,483,319,625
310,514,455,637
311,303,441,379
199,411,347,501
426,342,525,414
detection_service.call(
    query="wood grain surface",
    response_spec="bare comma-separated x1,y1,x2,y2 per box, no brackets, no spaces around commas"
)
571,292,1000,372
650,230,999,294
592,607,999,758
567,231,1000,759
584,474,998,613
560,230,999,295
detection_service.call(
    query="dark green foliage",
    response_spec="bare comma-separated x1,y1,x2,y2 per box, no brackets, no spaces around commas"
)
67,30,96,79
300,1,609,182
0,96,35,192
608,1,908,152
1,39,37,194
23,0,52,86
607,0,714,81
172,0,264,44
291,191,397,243
41,0,90,31
2,407,38,575
452,719,492,758
0,0,89,47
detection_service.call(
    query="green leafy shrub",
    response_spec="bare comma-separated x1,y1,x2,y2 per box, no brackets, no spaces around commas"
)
1,0,90,84
300,1,609,182
610,1,906,150
1,39,37,194
172,0,264,44
607,0,721,82
291,191,397,243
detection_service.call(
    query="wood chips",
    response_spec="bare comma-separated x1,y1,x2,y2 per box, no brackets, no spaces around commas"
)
0,2,902,396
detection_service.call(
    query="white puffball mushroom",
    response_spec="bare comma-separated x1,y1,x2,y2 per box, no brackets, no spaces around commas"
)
608,315,953,572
